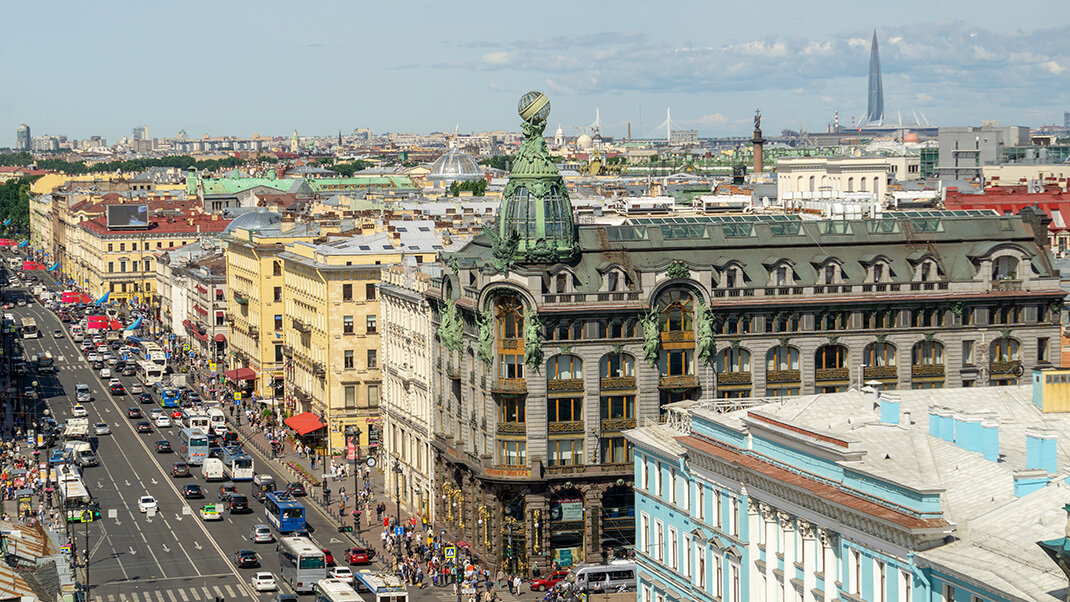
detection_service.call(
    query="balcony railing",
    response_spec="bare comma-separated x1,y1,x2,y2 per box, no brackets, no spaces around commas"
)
600,418,637,432
815,367,849,381
248,326,259,339
660,331,694,343
496,422,526,435
492,379,527,396
658,375,699,390
546,464,585,475
312,361,326,377
232,291,249,305
990,360,1021,375
501,338,521,350
863,365,898,379
766,370,801,384
716,372,752,385
543,291,640,304
911,364,945,377
993,279,1023,292
293,317,312,334
547,378,584,393
600,376,636,391
548,421,584,434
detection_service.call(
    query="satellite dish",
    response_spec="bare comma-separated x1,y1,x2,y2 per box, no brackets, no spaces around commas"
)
1013,364,1025,377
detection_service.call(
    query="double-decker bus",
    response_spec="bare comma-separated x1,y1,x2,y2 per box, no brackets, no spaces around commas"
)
178,428,209,465
277,537,326,593
135,360,164,386
20,317,38,338
264,491,305,533
353,572,408,602
221,448,254,481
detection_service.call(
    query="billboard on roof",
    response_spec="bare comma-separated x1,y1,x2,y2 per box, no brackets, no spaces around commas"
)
106,204,149,229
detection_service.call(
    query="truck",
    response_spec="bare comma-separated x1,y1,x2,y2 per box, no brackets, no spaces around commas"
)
201,457,224,481
64,441,98,467
35,352,55,374
63,418,90,441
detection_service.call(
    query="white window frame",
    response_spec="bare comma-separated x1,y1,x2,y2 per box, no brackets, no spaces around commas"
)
669,527,679,570
654,520,664,562
695,483,704,522
695,543,706,589
715,490,723,529
730,497,739,536
656,462,663,497
640,512,650,555
670,469,678,505
898,570,912,602
684,533,692,578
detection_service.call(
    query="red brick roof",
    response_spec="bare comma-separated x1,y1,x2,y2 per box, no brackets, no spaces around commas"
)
675,434,950,531
79,213,232,237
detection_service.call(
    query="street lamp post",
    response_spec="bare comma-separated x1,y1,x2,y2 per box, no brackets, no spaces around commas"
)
392,459,403,560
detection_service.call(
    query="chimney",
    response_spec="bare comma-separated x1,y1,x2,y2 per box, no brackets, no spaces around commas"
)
953,414,983,453
937,409,955,442
928,407,940,438
1013,468,1051,497
879,393,900,425
1026,428,1058,474
981,419,1000,462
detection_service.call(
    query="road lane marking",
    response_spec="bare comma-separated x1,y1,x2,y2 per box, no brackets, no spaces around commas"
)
222,585,236,598
167,590,178,602
178,590,189,602
155,590,166,602
188,588,201,600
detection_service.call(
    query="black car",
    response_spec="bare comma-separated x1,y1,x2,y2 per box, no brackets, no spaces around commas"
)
218,485,238,501
207,447,223,459
227,495,249,514
114,361,126,372
183,483,204,499
156,440,172,453
287,482,307,497
139,392,153,404
171,462,190,477
235,549,259,568
127,407,142,419
92,360,104,370
135,421,152,433
110,383,125,395
110,340,121,350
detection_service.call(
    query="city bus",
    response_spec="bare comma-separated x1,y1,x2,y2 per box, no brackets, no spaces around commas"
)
278,536,326,593
159,387,180,408
315,579,363,602
136,360,164,386
353,572,408,602
20,317,38,339
221,448,254,481
1,313,15,334
132,341,167,368
178,428,210,466
183,409,210,432
264,491,306,533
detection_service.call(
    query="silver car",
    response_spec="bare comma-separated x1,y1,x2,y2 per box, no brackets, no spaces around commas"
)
94,422,111,436
250,524,275,543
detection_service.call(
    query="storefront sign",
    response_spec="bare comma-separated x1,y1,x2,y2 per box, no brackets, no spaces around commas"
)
550,498,584,522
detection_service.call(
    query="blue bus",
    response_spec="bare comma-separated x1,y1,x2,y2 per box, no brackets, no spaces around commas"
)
160,388,180,408
178,428,210,466
264,491,305,533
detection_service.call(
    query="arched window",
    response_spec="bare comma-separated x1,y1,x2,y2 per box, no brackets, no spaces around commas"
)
815,345,848,370
657,290,694,333
864,343,897,367
912,341,944,366
548,355,583,380
600,353,635,378
716,348,751,373
993,256,1019,281
991,338,1020,362
766,346,800,371
847,177,855,192
873,176,880,193
496,296,525,379
809,176,816,192
860,178,868,192
796,176,803,191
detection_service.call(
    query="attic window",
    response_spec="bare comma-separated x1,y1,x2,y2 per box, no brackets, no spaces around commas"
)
419,227,430,232
359,245,371,251
432,245,443,250
397,227,407,232
382,245,394,250
410,246,420,250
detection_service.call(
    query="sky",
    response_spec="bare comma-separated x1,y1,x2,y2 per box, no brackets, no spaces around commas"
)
1,0,1068,144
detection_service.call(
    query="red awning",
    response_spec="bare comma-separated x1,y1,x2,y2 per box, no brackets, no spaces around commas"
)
223,367,257,381
456,540,472,549
108,320,123,330
284,412,326,436
182,319,192,330
213,333,227,342
195,305,208,316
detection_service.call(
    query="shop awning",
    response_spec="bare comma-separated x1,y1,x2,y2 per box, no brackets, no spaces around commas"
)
213,333,227,342
182,319,192,330
194,330,208,341
108,320,123,330
284,412,326,436
223,367,257,381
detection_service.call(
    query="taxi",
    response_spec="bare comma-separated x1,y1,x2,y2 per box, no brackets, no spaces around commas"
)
200,504,223,521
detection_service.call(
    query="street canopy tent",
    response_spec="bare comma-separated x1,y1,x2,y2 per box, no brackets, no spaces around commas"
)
284,412,326,436
223,367,257,381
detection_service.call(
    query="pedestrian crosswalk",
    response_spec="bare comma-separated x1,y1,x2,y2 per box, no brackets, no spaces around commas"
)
98,583,248,602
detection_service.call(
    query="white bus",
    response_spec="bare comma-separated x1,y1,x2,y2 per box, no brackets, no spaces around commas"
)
20,317,39,339
136,360,164,386
278,537,326,594
183,409,210,432
315,579,362,602
353,572,408,602
1,313,15,335
133,341,167,368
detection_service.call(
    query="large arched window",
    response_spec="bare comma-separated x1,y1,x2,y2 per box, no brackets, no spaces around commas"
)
815,345,848,370
658,290,694,334
600,353,635,378
496,296,525,379
766,346,800,371
864,343,897,367
991,338,1021,362
716,348,751,373
548,355,583,380
912,340,944,366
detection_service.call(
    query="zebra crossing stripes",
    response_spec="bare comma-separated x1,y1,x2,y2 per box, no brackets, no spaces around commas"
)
100,584,244,602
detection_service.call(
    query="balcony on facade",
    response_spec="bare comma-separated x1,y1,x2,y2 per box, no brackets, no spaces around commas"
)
542,291,641,305
716,371,752,386
293,317,312,334
547,379,584,393
600,417,637,432
496,421,526,435
863,365,899,380
233,291,250,305
658,375,699,390
247,325,259,339
600,376,636,391
312,361,326,378
491,379,527,396
911,364,945,378
990,360,1022,376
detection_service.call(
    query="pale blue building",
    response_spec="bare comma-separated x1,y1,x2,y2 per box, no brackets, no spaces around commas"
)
627,381,1070,602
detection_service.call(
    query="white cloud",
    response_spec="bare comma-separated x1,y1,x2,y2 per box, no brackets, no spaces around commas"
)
480,52,515,66
692,113,728,126
1043,60,1065,74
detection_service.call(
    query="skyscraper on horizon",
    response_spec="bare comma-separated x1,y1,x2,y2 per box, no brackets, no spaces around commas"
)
15,124,30,151
865,30,884,125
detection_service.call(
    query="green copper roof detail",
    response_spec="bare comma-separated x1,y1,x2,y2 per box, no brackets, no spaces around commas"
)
490,91,577,268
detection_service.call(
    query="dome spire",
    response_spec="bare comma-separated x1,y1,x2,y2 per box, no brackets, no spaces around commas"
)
488,91,577,272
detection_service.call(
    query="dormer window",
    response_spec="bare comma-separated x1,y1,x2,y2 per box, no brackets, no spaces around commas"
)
993,256,1019,281
917,260,940,282
607,272,620,292
555,273,568,293
873,262,885,282
775,266,791,286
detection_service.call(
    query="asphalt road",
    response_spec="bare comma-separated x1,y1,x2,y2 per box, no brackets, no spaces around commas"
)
1,266,362,602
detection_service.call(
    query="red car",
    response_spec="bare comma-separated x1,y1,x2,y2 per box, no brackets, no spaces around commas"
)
344,547,376,565
530,571,570,591
321,549,335,566
171,409,184,420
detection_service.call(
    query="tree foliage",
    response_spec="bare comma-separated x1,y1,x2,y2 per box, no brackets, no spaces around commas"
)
448,179,488,197
478,155,514,171
0,177,36,233
332,160,372,176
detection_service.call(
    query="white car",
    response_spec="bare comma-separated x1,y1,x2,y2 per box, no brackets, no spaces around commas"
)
327,567,354,584
71,405,88,418
149,408,164,419
137,495,157,513
250,572,277,592
130,383,143,394
99,368,112,379
155,415,172,428
87,353,101,362
200,504,222,521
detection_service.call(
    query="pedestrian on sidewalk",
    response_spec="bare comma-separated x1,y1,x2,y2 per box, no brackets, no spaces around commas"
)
513,575,522,597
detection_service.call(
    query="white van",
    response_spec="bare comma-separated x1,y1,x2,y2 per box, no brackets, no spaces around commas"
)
201,458,224,481
76,384,92,403
572,562,637,592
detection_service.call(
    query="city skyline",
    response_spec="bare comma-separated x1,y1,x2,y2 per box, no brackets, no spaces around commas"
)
2,0,1068,143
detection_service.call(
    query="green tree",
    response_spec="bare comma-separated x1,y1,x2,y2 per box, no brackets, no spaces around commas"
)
0,177,37,233
478,155,514,171
332,160,371,177
448,179,488,197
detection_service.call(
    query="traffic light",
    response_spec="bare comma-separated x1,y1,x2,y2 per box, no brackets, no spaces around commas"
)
337,525,353,533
